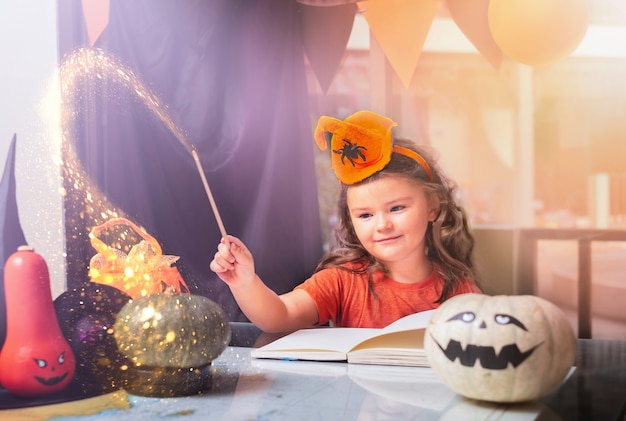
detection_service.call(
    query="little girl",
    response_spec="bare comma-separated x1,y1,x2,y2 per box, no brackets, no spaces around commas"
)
210,110,481,332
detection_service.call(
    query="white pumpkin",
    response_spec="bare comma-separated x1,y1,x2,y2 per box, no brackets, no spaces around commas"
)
424,294,576,403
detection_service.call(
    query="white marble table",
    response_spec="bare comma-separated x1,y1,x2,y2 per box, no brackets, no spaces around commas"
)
39,346,553,421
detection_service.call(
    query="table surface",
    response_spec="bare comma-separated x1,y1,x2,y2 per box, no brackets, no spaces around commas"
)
1,326,625,420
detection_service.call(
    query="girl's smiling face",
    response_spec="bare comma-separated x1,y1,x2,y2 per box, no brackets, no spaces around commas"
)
347,175,438,270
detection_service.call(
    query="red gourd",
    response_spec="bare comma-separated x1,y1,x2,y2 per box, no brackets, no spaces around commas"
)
0,246,76,396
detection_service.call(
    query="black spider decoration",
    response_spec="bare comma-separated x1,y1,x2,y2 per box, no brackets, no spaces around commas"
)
333,139,367,166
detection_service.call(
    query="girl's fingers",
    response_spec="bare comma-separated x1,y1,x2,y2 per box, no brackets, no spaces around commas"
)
211,247,234,271
216,241,235,263
211,235,252,275
226,237,251,262
209,259,225,273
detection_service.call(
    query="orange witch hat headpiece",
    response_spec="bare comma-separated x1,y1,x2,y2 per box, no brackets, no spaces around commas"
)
314,110,433,185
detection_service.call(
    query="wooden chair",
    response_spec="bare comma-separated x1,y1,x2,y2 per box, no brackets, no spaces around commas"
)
517,228,626,339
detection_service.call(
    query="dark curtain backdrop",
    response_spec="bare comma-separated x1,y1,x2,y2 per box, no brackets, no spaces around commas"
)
57,0,323,320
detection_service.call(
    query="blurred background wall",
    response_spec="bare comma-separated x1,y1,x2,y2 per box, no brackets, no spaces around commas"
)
0,1,63,296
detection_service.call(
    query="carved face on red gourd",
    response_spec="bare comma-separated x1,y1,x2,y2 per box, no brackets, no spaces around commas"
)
32,351,72,386
424,294,576,403
0,340,76,395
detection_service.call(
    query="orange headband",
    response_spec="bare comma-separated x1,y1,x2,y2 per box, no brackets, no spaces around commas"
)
314,110,434,184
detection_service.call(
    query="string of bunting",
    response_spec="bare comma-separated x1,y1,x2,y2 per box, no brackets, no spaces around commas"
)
82,1,590,91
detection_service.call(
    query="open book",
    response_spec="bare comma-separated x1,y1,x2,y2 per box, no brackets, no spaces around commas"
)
250,309,435,367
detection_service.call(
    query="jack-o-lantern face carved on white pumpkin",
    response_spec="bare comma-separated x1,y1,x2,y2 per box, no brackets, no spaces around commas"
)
434,310,541,370
424,294,576,403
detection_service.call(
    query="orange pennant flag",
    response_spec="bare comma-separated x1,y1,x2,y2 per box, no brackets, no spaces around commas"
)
82,0,110,47
447,0,503,69
357,0,441,88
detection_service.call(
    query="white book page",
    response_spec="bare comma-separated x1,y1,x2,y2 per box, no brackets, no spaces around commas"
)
381,309,436,333
251,309,435,361
252,327,380,354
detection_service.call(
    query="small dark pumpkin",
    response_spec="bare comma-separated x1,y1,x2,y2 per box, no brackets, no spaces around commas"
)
54,283,132,394
114,292,231,369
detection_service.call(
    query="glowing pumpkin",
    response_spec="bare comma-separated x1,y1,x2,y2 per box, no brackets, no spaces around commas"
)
113,290,231,396
113,291,231,369
424,294,576,402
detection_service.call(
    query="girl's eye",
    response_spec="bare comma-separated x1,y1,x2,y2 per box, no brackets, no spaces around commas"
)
390,205,405,212
358,213,372,219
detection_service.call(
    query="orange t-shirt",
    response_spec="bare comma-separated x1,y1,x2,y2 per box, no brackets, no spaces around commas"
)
295,264,480,328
